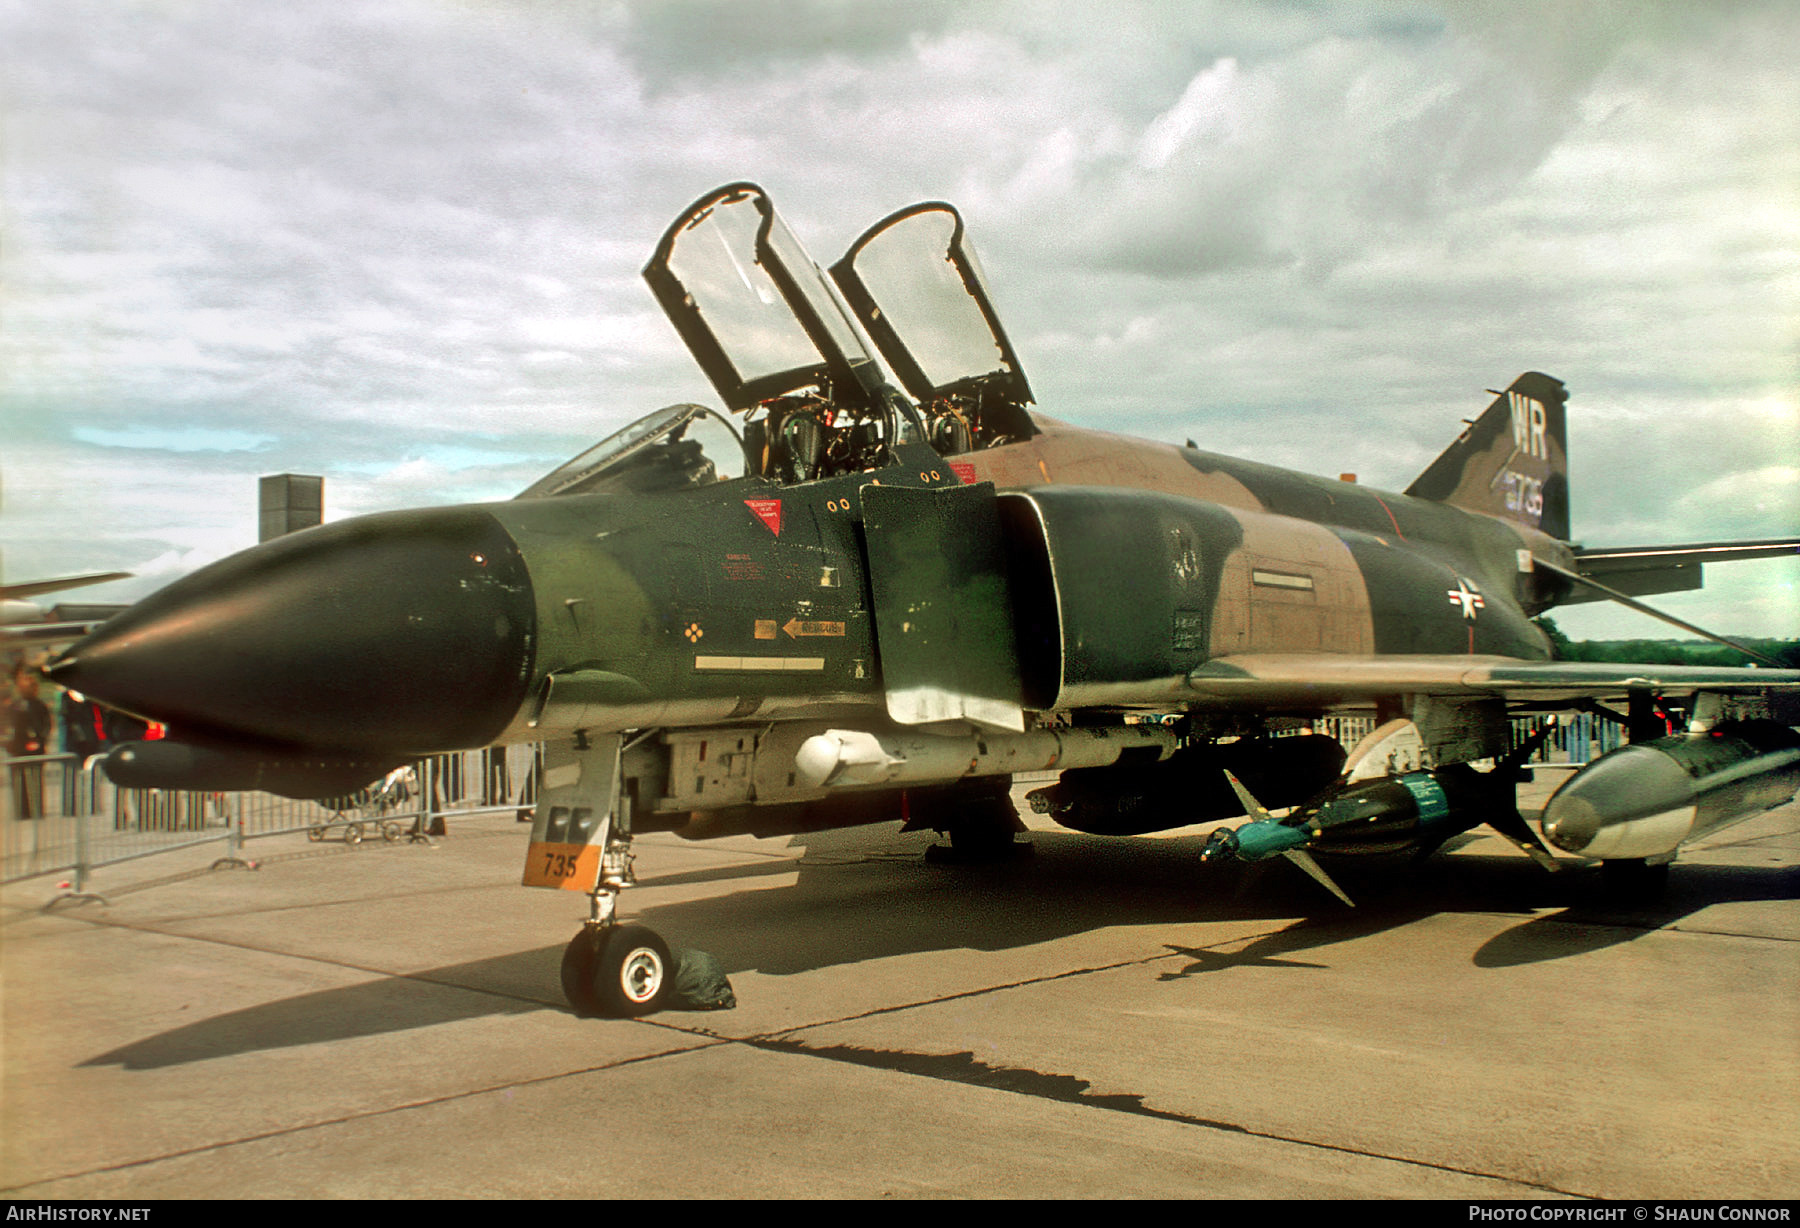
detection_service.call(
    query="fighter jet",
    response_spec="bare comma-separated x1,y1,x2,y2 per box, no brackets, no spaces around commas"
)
46,183,1800,1017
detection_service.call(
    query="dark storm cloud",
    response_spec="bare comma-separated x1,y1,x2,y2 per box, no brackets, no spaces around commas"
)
617,0,961,84
1070,11,1643,280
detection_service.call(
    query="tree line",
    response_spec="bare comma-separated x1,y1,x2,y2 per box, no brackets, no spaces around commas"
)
1534,617,1800,668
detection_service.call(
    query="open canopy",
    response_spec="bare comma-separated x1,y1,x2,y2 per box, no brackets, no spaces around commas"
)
642,182,887,413
831,201,1033,413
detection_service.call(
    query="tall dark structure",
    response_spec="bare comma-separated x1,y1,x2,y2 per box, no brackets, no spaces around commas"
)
258,474,323,543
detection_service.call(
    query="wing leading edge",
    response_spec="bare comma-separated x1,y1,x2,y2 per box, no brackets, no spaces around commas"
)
1186,653,1800,710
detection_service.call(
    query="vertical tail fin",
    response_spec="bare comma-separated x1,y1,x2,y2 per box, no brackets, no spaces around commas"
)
1405,372,1569,541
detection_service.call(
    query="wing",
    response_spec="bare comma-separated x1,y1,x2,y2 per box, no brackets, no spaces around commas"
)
1185,653,1800,710
0,571,131,602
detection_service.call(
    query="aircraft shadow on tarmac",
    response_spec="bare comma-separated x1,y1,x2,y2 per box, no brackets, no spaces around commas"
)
81,825,1796,1071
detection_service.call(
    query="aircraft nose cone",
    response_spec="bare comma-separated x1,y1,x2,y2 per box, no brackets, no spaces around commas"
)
49,506,536,754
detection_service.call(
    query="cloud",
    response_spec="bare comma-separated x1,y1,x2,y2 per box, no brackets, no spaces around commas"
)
616,0,961,86
69,425,277,453
1,0,1794,638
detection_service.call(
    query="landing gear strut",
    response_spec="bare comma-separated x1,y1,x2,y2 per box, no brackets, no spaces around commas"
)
563,834,672,1017
528,733,675,1017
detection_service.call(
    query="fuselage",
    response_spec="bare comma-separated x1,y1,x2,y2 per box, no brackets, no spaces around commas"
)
496,416,1564,744
49,412,1563,774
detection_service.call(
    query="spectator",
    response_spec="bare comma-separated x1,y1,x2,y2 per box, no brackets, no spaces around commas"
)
4,660,50,819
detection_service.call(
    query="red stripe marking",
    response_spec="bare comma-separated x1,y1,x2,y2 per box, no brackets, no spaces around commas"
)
1372,494,1406,540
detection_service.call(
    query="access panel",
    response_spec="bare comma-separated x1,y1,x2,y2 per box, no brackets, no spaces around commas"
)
860,481,1024,732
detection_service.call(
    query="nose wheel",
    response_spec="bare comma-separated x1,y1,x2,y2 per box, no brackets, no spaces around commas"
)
561,923,672,1018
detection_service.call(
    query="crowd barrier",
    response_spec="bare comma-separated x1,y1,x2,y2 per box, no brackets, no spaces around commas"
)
1309,712,1621,764
2,745,540,889
4,715,1621,888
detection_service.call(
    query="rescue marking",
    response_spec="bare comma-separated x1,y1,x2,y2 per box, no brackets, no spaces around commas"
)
949,461,977,485
783,618,845,639
754,619,778,640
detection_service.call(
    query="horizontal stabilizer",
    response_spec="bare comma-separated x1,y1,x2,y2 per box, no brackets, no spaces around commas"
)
1563,537,1800,602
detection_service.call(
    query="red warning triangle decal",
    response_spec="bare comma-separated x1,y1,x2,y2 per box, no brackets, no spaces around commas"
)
744,498,782,537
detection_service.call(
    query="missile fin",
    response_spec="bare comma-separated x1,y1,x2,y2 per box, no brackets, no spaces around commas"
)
1223,768,1353,905
1282,849,1356,908
1487,807,1562,872
1222,769,1273,823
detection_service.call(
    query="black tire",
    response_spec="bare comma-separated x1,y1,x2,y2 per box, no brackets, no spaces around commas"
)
939,797,1029,863
560,928,605,1017
561,925,673,1018
1601,858,1669,902
950,819,1015,858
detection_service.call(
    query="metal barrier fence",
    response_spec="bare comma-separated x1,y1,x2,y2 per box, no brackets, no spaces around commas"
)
1310,713,1621,765
5,715,1620,888
2,745,541,889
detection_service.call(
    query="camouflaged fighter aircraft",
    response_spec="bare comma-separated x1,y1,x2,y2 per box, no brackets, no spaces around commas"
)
47,183,1800,1017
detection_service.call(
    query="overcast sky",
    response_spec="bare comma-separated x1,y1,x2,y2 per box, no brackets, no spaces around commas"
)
3,0,1795,640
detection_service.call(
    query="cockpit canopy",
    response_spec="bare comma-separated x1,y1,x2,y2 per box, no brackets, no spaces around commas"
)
643,183,889,414
645,183,1038,469
831,201,1033,417
516,404,744,500
528,183,1038,497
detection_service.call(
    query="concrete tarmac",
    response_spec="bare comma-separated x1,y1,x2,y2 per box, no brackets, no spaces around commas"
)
2,768,1796,1199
